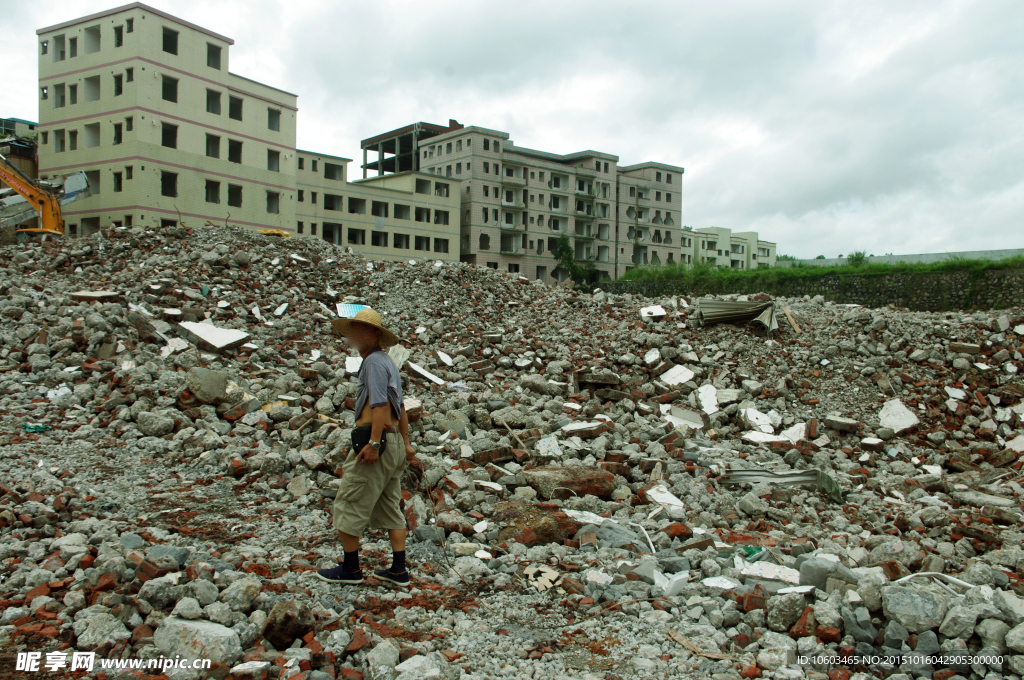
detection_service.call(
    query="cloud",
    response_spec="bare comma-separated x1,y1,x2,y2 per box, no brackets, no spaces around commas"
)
5,0,1022,258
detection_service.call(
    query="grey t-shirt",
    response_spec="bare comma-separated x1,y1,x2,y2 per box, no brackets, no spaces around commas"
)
354,348,403,421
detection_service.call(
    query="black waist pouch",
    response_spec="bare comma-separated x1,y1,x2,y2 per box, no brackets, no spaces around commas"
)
351,425,373,453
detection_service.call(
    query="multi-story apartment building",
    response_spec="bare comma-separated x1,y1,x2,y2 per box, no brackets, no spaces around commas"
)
33,3,459,262
295,150,459,262
36,4,299,238
685,227,777,269
35,5,774,274
361,123,685,282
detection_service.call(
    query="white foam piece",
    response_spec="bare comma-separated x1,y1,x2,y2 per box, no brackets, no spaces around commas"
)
407,361,445,385
944,386,966,400
178,321,250,350
345,356,363,374
661,364,695,386
698,384,719,415
640,305,667,318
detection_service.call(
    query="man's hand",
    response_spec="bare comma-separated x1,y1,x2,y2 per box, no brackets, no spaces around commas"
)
404,442,422,474
355,443,379,465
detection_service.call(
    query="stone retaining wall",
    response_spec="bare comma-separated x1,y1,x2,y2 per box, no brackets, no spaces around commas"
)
595,269,1024,311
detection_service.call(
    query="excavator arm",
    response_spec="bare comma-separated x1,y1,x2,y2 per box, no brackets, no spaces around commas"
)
0,153,64,236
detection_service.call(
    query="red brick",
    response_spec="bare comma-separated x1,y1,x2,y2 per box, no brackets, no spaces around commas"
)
827,670,850,680
815,625,841,643
345,628,369,654
739,666,761,678
662,522,692,539
789,606,816,638
517,528,539,545
132,624,154,643
137,558,172,582
561,578,584,595
25,584,50,601
339,670,363,680
92,571,118,593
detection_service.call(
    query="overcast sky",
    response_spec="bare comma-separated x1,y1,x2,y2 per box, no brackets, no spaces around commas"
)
5,0,1023,258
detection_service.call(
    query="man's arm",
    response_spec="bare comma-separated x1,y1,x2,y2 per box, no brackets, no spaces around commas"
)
370,404,388,447
399,405,410,445
356,404,390,465
399,405,417,460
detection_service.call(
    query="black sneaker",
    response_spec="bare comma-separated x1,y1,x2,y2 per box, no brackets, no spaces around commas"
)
316,564,363,584
373,568,411,587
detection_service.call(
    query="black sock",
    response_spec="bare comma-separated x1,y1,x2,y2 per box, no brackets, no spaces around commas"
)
391,550,406,573
342,550,359,572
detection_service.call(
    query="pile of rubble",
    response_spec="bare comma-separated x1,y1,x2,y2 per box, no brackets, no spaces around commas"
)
1,223,1023,680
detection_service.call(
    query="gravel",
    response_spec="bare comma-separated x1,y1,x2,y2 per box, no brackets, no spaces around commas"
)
0,224,1023,679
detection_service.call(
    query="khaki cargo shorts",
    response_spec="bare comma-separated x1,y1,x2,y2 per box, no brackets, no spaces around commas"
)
332,431,407,536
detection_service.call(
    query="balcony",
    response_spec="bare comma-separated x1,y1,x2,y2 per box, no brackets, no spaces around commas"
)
574,229,595,240
501,175,526,187
573,166,596,178
501,199,526,209
499,221,525,230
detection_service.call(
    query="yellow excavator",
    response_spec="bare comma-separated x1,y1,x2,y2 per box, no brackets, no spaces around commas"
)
0,151,90,237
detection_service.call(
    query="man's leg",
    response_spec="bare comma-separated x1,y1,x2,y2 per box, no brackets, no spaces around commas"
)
371,434,411,586
338,531,361,573
318,447,384,584
339,532,361,553
388,529,406,553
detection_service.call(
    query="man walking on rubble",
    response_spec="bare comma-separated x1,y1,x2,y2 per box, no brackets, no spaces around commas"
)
316,308,417,587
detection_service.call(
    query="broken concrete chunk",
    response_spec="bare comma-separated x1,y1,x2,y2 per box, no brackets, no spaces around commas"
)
740,406,774,434
879,399,920,435
185,367,229,404
155,616,243,666
824,415,859,433
524,467,616,500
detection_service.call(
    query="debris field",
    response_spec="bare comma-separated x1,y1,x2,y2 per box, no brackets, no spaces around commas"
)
1,224,1024,680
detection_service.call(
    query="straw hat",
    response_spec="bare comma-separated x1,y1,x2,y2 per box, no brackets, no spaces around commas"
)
331,308,400,348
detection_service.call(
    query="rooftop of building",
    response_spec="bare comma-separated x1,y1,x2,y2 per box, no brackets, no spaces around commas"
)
360,120,466,149
296,149,352,163
618,161,685,173
36,2,234,45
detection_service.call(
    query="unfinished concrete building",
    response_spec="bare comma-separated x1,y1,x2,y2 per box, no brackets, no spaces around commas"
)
362,122,685,282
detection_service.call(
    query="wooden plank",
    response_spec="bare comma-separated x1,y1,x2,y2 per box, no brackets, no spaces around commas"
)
783,307,802,334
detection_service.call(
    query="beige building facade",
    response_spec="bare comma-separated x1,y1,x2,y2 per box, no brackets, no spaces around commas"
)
34,2,459,262
36,3,300,237
295,151,459,263
362,123,685,282
684,227,777,269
